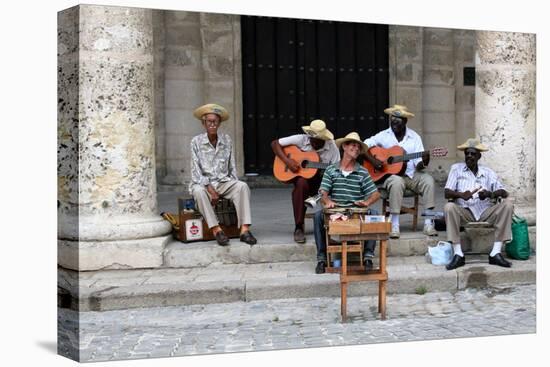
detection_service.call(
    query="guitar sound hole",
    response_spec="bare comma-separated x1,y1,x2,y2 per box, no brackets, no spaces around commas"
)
301,160,308,168
387,157,394,164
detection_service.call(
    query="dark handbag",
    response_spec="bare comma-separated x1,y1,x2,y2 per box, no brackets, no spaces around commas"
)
506,214,530,260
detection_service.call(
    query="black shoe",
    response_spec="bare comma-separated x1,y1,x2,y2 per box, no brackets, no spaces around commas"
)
293,228,306,243
240,231,257,245
446,254,465,270
363,258,373,270
315,261,326,274
214,231,230,246
489,253,512,268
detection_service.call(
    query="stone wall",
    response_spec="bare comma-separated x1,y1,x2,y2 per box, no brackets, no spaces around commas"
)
157,10,243,192
389,25,476,184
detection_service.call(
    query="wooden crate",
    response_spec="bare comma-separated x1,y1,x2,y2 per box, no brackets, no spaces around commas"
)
360,221,391,234
328,219,361,235
176,197,240,243
177,211,240,243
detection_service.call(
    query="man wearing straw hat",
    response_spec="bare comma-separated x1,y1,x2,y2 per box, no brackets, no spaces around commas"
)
443,138,513,270
271,119,340,243
189,103,257,246
313,132,381,274
363,104,436,239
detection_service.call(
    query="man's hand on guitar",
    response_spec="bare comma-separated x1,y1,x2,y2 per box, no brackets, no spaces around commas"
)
354,200,369,208
286,159,301,173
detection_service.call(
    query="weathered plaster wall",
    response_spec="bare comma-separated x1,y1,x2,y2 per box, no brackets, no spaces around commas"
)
475,31,536,223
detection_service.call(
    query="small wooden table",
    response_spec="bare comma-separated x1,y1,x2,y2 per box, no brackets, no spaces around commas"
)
327,213,390,322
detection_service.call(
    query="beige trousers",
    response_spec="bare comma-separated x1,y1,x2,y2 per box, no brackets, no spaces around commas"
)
381,172,435,214
444,198,514,244
191,180,252,229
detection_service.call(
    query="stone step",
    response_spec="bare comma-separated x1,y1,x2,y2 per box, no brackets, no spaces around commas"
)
58,255,536,312
163,226,536,268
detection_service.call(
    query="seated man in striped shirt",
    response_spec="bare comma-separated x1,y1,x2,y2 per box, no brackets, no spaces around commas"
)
313,132,381,274
444,138,514,270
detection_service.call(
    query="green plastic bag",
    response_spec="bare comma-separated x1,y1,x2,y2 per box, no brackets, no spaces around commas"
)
506,214,530,260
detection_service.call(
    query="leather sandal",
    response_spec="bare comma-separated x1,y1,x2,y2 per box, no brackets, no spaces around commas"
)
214,230,230,246
240,231,257,245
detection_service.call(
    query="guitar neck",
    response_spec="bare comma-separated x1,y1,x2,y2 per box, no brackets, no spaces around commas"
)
392,150,428,163
305,161,330,169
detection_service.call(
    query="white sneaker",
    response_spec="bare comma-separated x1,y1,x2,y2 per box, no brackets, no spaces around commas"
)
390,224,400,238
423,221,438,236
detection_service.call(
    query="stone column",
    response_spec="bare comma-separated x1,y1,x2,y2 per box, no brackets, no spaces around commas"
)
453,30,476,155
388,26,424,135
475,31,536,224
422,28,456,182
58,5,172,271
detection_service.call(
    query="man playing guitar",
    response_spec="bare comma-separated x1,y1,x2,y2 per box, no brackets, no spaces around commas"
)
363,105,437,238
271,119,340,243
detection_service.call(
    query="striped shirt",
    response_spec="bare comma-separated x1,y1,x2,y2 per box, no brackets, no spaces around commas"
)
320,162,378,207
445,162,505,220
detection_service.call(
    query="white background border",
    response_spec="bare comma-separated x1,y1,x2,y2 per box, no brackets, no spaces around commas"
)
1,0,546,366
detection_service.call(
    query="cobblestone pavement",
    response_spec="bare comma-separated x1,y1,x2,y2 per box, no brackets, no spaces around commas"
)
58,284,536,362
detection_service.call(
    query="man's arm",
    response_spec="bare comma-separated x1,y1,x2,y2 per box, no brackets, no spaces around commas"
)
415,135,429,170
478,189,508,200
271,139,300,173
355,190,380,208
320,189,336,209
191,139,210,187
444,187,481,201
364,151,384,171
191,139,219,205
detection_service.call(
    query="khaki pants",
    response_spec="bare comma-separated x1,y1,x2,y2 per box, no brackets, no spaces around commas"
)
191,180,252,229
381,172,435,214
444,198,514,244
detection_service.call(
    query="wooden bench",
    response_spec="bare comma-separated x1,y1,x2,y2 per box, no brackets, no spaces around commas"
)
379,187,420,231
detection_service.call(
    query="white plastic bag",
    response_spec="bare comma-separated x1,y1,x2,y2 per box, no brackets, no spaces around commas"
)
427,241,453,265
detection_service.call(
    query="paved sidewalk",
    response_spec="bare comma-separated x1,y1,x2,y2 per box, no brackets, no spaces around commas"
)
58,284,536,362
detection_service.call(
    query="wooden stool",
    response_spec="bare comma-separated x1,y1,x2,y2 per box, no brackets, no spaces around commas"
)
379,187,420,231
324,209,366,274
325,209,390,322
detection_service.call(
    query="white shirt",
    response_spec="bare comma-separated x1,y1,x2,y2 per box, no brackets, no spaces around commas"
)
278,134,340,164
364,127,424,179
445,162,505,220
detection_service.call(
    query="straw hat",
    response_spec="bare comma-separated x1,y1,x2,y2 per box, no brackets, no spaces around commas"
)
302,119,334,141
193,103,229,122
457,138,489,152
384,104,415,119
335,132,369,154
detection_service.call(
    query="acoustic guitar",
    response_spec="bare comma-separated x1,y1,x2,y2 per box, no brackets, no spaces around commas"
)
363,145,448,182
273,145,331,182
